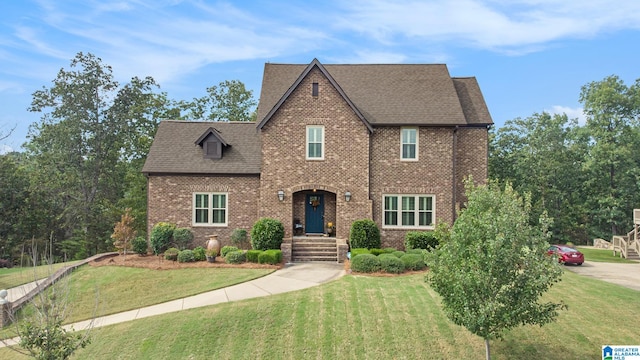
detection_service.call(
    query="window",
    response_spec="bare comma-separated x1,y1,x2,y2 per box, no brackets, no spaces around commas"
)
204,140,221,159
312,82,319,96
383,195,434,228
401,128,418,160
306,125,324,160
193,193,227,226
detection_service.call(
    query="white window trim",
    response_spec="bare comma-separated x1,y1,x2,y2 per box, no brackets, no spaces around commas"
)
400,127,419,161
382,194,435,230
306,125,325,160
192,192,228,227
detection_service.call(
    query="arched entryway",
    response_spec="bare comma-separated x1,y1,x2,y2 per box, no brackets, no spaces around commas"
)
292,189,336,236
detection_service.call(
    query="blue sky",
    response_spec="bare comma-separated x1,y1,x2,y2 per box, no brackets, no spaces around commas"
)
1,0,640,153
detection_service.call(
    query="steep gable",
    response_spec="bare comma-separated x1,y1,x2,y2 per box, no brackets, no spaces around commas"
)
256,60,493,127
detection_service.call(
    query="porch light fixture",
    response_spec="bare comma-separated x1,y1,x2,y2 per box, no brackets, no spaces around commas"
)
345,191,352,202
277,190,285,201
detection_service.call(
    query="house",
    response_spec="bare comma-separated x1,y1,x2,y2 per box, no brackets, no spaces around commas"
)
142,59,493,261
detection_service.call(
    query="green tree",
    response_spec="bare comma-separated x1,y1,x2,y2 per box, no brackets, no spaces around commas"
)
179,80,256,121
579,75,640,237
428,179,566,360
489,112,589,243
26,52,165,257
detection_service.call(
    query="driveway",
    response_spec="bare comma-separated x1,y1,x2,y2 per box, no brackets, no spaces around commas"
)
565,261,640,291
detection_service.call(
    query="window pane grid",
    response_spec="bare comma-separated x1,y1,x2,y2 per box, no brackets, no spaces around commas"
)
401,128,417,160
194,193,227,225
384,195,434,228
307,126,324,159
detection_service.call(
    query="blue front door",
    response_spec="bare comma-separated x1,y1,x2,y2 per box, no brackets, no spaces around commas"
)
305,194,324,234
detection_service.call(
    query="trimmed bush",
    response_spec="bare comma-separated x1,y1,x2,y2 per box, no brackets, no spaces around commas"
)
401,253,426,271
350,248,370,258
250,218,285,250
225,250,246,264
247,250,263,263
192,246,206,261
231,228,249,248
404,231,439,250
350,253,381,273
349,219,380,249
177,249,195,263
173,227,194,250
258,249,282,265
164,247,179,261
392,251,405,258
132,236,148,255
151,222,176,255
383,247,397,253
370,248,386,256
221,245,239,258
380,255,406,274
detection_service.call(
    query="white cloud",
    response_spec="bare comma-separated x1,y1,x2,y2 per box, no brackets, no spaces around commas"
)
0,144,13,155
546,105,587,125
335,0,640,53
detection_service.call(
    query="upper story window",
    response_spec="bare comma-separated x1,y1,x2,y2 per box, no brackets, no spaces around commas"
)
306,125,324,160
401,127,418,161
193,192,227,226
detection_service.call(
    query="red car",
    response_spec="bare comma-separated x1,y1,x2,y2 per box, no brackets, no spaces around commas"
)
547,245,584,265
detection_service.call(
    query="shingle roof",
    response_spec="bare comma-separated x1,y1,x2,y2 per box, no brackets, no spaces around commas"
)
256,61,493,127
142,121,261,175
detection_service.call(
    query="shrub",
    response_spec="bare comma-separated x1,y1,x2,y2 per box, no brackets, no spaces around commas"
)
192,246,206,261
250,218,285,250
258,250,282,265
370,248,386,256
404,231,439,250
221,245,239,258
349,219,380,249
231,228,249,248
132,236,148,255
225,250,246,264
392,251,405,258
383,247,397,253
350,253,381,273
380,255,406,274
247,250,263,263
151,222,176,255
164,247,179,261
401,253,426,271
173,227,194,250
350,248,370,258
177,249,195,263
0,258,11,268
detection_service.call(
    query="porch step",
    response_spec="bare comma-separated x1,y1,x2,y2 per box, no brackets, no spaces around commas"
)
292,237,337,262
627,249,640,260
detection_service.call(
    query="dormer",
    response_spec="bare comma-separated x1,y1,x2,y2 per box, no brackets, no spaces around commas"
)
195,127,230,159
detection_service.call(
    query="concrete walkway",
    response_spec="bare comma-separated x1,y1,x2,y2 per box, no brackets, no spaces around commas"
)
0,262,346,348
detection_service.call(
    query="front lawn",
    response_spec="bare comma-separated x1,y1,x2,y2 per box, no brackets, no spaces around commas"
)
0,261,81,289
2,270,637,359
577,246,636,263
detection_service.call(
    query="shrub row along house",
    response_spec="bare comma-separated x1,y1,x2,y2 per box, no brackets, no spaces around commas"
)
142,59,493,262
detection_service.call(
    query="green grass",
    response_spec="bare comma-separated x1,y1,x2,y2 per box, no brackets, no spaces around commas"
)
0,266,273,339
2,270,637,360
0,261,81,289
577,246,636,263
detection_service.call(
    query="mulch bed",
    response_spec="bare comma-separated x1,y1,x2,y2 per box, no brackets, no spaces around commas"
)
89,253,281,271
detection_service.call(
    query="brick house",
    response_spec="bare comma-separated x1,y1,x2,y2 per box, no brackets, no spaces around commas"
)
142,59,492,261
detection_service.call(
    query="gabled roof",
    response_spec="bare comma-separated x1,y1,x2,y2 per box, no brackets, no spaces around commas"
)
142,121,260,175
255,60,493,127
256,59,373,132
195,127,230,147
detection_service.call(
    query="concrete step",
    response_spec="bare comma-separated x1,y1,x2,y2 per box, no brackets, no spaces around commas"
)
292,255,338,262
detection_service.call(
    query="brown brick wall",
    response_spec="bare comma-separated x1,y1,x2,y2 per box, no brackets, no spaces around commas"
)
455,128,489,209
147,175,260,248
370,127,456,249
259,67,372,239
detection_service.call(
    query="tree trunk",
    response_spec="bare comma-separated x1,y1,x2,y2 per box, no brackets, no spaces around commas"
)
485,338,491,360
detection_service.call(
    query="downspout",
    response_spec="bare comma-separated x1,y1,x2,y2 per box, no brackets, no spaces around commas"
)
452,126,459,222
